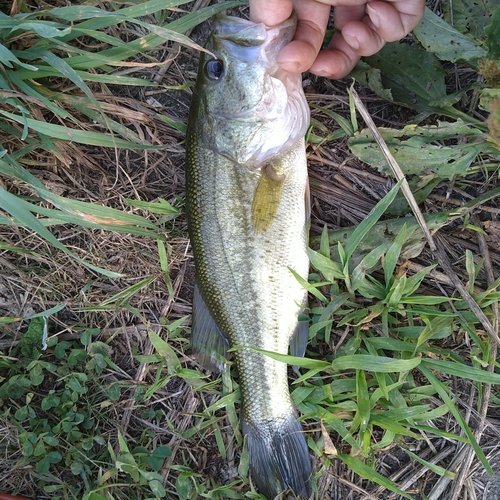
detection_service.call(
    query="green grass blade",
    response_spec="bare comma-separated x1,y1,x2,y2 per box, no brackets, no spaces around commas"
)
0,42,38,70
419,364,493,474
240,347,330,370
101,277,155,307
339,453,413,499
0,186,121,277
345,180,402,262
331,354,420,373
289,267,329,303
405,447,456,479
355,369,370,432
384,223,407,286
0,110,166,148
13,1,244,74
422,358,500,384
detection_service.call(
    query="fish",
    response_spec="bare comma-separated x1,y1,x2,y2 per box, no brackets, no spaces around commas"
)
185,13,312,499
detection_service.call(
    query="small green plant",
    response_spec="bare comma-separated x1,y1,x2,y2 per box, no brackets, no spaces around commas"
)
0,321,178,499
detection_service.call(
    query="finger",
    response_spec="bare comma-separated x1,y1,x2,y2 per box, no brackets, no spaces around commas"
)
249,0,293,25
309,31,361,78
332,4,367,29
276,0,331,73
364,0,424,42
340,21,387,55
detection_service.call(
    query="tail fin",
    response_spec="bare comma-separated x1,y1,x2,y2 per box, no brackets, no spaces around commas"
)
242,415,312,499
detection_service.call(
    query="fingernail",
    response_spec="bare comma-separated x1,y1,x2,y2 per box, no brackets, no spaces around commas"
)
278,58,302,72
367,5,380,29
343,33,360,50
312,68,329,77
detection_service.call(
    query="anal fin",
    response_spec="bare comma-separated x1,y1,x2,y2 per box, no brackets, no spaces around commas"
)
191,282,229,373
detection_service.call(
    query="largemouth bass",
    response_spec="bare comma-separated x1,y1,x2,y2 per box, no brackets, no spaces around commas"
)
185,14,312,499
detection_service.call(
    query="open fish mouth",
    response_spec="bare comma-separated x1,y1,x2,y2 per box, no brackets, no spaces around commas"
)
204,14,310,165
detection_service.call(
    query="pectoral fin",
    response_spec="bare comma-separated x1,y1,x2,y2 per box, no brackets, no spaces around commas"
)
305,176,311,226
251,163,285,233
191,282,229,373
289,320,309,359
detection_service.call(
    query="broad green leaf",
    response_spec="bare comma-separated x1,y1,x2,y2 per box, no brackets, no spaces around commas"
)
414,8,486,67
348,122,486,182
351,61,393,101
176,472,192,500
442,0,496,42
83,493,107,500
485,7,500,58
353,41,449,117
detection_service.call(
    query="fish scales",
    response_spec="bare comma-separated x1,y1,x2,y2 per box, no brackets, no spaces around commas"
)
185,13,312,499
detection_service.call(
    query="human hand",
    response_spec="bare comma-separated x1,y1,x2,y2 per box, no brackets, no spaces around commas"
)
249,0,425,79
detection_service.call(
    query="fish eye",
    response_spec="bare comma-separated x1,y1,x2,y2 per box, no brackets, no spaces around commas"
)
205,59,224,80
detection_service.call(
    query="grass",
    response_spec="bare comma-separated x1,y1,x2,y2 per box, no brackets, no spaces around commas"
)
0,0,499,499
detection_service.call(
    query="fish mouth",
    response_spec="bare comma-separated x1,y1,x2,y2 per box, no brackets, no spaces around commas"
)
212,13,297,54
207,14,309,165
211,13,297,82
209,13,305,121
